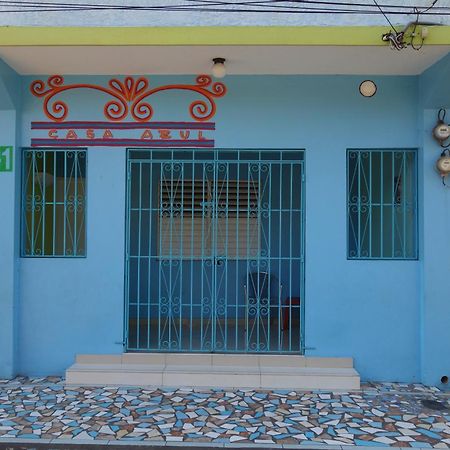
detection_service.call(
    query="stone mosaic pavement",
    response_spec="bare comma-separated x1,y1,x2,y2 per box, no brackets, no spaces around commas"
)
0,377,449,448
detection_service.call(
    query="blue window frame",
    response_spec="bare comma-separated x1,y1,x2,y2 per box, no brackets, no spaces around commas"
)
347,149,418,260
22,148,87,257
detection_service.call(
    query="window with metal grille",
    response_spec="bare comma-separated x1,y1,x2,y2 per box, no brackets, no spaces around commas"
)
22,148,87,257
158,179,260,258
347,149,417,260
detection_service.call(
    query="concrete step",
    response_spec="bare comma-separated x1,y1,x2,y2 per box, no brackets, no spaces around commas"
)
66,353,360,390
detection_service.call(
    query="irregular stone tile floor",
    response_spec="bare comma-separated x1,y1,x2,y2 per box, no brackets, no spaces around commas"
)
0,377,449,448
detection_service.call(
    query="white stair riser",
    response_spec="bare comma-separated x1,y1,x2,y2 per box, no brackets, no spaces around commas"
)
75,353,354,369
67,353,360,390
66,369,360,390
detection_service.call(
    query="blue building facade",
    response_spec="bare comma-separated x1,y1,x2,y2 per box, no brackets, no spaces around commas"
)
0,49,449,388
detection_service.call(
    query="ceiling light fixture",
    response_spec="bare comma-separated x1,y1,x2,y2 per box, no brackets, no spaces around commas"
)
359,80,377,97
212,58,226,79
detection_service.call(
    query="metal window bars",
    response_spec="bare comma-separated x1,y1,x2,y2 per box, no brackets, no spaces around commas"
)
347,149,418,260
22,148,87,257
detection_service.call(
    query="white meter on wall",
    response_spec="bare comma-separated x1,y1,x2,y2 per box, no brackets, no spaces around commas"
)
433,123,450,143
436,151,450,177
432,109,450,186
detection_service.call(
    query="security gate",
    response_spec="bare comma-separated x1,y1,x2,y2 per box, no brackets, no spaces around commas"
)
125,149,305,353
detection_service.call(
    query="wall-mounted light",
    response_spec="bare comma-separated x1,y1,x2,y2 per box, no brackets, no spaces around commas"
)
359,80,377,97
212,58,226,79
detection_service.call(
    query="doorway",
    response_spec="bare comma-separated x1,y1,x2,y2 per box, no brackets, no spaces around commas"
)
125,149,305,353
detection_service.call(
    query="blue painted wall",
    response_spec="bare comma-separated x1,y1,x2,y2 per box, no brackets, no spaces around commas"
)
16,73,421,381
0,60,21,379
0,61,446,385
418,53,450,388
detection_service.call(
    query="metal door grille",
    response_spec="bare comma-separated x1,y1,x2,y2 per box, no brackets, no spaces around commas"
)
125,149,305,353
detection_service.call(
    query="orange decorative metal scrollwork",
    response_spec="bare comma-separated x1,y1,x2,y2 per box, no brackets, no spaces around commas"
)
30,75,227,122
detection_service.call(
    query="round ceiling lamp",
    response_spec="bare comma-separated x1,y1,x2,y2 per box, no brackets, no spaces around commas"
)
212,58,226,79
359,80,377,97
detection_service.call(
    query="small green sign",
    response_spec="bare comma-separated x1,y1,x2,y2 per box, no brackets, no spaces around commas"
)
0,146,13,172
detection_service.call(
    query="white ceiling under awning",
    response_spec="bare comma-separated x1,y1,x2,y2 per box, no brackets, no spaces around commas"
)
0,45,448,75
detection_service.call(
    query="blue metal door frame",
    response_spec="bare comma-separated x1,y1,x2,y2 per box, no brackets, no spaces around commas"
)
124,149,305,354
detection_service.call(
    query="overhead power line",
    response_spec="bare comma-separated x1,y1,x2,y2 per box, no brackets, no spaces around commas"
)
0,0,447,8
373,0,398,31
0,0,446,14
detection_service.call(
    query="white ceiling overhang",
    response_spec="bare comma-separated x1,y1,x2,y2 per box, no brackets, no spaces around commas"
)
0,45,448,75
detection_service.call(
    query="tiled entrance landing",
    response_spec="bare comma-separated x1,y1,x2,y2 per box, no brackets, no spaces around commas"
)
0,377,449,448
66,354,360,391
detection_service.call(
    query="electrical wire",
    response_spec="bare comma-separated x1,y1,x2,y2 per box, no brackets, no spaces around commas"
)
419,0,438,13
0,6,448,14
183,0,449,15
372,0,398,31
0,0,448,10
0,0,447,14
186,0,449,10
1,0,448,9
377,0,443,50
409,8,425,50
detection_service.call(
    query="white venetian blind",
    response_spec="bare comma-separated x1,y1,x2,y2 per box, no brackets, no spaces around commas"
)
159,179,260,258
